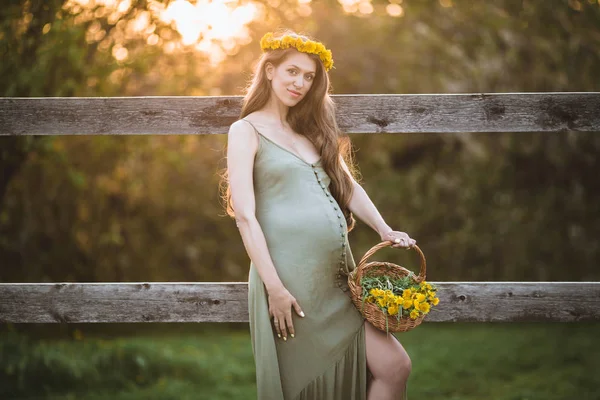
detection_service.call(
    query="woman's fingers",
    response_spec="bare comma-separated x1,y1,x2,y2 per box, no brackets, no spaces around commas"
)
270,293,304,342
272,315,282,339
389,232,416,249
292,299,305,318
278,316,288,341
285,313,295,339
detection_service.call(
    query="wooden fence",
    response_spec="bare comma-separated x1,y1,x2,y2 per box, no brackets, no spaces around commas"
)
1,93,599,324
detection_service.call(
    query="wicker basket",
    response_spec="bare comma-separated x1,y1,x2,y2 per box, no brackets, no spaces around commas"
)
348,241,428,333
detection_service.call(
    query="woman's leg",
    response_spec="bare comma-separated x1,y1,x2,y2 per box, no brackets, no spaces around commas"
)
365,321,411,400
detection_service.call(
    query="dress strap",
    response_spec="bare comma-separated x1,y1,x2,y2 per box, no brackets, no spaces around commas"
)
240,118,261,141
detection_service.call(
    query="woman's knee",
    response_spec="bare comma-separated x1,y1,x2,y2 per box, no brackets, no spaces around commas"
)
378,346,411,385
365,323,411,386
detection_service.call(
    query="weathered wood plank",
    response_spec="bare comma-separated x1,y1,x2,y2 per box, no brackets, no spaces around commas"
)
1,93,599,135
0,282,598,323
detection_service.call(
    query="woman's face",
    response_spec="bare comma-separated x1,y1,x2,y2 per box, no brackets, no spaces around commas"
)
266,50,317,107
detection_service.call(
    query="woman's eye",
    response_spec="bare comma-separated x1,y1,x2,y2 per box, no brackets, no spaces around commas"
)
306,75,314,81
288,69,297,75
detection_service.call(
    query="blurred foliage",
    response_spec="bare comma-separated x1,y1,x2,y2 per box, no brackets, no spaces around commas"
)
1,322,599,399
1,0,600,284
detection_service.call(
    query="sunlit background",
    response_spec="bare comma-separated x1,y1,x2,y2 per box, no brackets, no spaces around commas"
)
2,1,600,399
62,0,413,66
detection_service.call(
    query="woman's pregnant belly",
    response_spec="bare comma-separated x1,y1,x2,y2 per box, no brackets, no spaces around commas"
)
256,198,345,306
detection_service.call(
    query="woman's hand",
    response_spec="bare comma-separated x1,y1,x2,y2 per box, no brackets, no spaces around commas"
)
267,286,305,341
381,230,416,249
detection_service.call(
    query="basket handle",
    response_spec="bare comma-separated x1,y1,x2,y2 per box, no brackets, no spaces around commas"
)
354,241,427,284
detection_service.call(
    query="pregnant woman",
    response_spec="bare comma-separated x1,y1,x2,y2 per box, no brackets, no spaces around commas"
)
222,30,416,400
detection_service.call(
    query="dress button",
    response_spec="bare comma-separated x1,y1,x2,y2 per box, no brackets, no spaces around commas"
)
342,242,346,247
336,274,341,278
334,206,338,211
329,199,334,203
342,287,348,292
326,193,330,197
339,223,343,227
337,282,342,287
337,214,341,219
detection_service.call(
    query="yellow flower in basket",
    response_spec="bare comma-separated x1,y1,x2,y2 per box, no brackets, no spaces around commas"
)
349,242,440,333
418,302,431,314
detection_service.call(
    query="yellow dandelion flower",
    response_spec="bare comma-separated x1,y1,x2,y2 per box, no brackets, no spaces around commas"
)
281,36,293,48
416,293,426,302
395,296,404,305
322,50,333,69
402,289,412,299
260,32,274,49
432,297,440,306
377,298,386,308
305,41,317,53
410,309,420,320
402,299,413,309
388,304,399,316
418,302,430,313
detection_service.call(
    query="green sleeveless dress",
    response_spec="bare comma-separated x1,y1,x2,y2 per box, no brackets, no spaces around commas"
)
243,119,367,400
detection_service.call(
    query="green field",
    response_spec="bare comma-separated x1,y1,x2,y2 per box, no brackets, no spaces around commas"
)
1,322,598,400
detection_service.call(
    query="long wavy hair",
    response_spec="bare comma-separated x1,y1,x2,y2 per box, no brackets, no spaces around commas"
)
220,31,359,231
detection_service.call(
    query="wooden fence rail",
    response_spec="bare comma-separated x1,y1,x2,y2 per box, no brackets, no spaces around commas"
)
1,93,599,135
1,282,599,323
1,92,599,324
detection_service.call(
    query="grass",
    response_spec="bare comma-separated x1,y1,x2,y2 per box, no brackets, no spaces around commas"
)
1,322,598,399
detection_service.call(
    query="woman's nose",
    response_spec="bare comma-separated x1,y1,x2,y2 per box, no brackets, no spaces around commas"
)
294,77,304,88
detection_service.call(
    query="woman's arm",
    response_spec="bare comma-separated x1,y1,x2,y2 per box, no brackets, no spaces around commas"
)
340,156,416,248
228,120,284,292
227,120,304,340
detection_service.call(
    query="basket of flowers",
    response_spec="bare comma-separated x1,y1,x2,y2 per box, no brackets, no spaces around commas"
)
348,241,439,333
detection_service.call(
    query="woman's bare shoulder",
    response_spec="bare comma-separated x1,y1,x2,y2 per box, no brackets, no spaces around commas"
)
228,119,259,151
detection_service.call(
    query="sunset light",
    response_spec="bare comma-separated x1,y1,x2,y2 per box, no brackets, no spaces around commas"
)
161,0,258,63
65,0,259,64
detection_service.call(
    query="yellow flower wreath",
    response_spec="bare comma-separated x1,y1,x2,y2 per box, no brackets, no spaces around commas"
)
259,32,334,72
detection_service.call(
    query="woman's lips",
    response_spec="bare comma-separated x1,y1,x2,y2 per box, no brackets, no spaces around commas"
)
288,89,302,98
